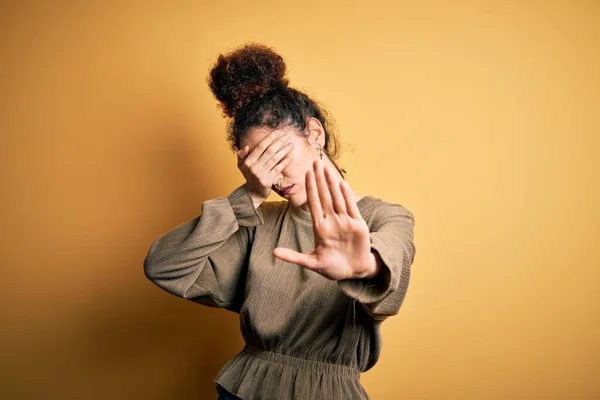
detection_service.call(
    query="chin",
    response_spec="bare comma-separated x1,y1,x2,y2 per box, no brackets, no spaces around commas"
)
287,195,304,207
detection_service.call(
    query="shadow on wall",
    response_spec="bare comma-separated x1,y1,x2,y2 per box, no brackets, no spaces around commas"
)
7,109,243,399
77,110,243,399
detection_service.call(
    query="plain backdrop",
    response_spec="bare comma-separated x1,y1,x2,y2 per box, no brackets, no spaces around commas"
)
1,1,598,399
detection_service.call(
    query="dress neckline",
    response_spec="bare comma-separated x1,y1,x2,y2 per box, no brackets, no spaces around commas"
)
290,195,374,224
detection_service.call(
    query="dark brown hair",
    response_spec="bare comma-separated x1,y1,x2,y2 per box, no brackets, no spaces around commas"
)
208,43,346,176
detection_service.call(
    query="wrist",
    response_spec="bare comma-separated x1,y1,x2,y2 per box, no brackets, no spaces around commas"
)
362,250,383,279
247,189,265,209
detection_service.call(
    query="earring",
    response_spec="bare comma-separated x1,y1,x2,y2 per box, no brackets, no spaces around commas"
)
318,145,324,160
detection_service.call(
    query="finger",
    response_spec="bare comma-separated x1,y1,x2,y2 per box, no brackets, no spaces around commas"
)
314,160,333,215
236,146,249,160
237,146,249,167
258,131,293,168
305,167,324,222
274,150,293,172
273,247,319,271
245,129,287,165
340,179,361,219
265,140,294,172
324,165,346,215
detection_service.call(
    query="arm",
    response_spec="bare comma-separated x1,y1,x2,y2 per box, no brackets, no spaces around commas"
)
337,203,415,321
143,184,264,312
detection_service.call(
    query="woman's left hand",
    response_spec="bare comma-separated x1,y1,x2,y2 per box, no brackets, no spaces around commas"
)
273,161,381,281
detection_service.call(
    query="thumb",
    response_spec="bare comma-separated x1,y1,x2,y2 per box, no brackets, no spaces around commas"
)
274,247,318,270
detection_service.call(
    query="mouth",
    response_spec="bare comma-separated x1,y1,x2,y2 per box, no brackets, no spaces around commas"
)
279,185,294,196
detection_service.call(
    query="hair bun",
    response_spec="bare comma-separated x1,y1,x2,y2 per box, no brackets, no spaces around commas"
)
208,43,288,118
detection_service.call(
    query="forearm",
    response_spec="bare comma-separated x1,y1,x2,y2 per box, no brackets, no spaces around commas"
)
144,184,263,303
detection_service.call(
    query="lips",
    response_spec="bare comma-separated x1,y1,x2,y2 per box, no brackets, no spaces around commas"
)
280,185,294,195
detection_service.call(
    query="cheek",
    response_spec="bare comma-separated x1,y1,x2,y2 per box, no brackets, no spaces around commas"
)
282,145,310,178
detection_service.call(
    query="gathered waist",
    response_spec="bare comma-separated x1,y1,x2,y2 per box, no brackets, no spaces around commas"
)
215,345,368,399
240,346,361,379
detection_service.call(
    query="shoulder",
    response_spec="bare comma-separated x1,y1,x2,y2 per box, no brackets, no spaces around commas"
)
357,194,415,229
257,200,289,222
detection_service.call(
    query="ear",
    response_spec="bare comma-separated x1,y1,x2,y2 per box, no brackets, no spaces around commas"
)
305,117,325,147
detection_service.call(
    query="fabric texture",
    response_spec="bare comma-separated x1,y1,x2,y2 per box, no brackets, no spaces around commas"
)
144,184,415,400
217,384,242,400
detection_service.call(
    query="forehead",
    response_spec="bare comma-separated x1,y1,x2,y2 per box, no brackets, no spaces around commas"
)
240,125,298,152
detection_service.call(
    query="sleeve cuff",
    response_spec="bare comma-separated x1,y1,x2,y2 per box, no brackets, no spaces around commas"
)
338,237,394,304
227,184,264,227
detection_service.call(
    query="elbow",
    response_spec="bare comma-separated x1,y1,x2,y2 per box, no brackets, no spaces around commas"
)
143,239,163,282
143,254,159,282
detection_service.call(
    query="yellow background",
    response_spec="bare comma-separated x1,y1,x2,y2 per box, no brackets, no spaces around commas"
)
1,1,598,399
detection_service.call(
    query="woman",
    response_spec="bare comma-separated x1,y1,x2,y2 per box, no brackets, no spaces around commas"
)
144,43,416,400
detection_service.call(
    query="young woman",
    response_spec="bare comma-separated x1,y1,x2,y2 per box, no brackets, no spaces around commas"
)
144,43,416,400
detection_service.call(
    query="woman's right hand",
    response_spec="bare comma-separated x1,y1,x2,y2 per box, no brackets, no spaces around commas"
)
236,129,294,208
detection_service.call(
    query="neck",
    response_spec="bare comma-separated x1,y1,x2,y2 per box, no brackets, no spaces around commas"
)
299,157,360,212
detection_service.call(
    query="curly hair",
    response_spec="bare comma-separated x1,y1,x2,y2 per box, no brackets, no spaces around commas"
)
208,43,346,176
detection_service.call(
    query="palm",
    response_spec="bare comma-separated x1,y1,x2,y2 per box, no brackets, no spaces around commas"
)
274,161,375,281
309,217,371,280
